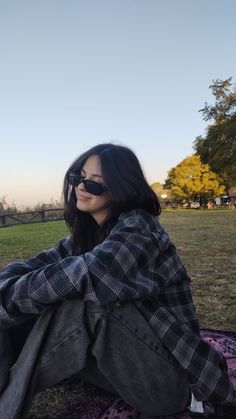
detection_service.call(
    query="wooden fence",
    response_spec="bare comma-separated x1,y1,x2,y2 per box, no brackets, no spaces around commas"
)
0,208,64,227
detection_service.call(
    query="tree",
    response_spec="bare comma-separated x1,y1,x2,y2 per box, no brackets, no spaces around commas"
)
194,77,236,189
164,155,225,205
151,182,165,198
151,182,172,207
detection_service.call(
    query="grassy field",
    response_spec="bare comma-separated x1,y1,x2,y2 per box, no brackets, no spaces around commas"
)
160,210,236,330
0,210,235,330
0,220,68,268
1,210,236,418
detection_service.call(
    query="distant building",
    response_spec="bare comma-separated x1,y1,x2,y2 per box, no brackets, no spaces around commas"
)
215,188,236,207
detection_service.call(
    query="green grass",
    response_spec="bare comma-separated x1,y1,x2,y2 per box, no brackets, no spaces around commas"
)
0,220,68,268
0,211,235,330
1,211,235,418
160,210,236,331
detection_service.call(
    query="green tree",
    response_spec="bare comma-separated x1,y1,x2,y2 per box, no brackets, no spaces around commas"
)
194,77,236,189
164,155,225,205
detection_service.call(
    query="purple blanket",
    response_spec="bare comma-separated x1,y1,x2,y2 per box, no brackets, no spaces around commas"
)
53,329,236,419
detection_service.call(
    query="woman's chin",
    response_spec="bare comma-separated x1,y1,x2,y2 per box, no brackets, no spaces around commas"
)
76,201,89,211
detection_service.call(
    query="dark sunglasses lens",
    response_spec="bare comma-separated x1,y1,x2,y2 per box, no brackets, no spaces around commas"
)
68,173,81,186
85,181,104,196
67,172,106,196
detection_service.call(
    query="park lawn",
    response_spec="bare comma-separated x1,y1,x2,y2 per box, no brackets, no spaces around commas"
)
1,210,236,418
0,220,68,268
160,210,236,331
0,210,235,331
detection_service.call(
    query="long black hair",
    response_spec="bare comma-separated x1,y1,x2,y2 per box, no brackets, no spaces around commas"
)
63,143,161,255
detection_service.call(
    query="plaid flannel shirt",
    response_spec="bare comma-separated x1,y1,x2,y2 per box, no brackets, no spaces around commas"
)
0,208,235,406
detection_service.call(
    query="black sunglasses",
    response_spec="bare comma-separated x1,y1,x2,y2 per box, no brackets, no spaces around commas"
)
67,171,108,196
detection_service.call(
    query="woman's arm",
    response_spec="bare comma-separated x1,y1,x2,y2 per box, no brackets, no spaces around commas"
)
0,236,72,326
0,214,174,326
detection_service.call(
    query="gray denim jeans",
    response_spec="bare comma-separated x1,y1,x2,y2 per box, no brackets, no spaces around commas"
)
0,299,190,418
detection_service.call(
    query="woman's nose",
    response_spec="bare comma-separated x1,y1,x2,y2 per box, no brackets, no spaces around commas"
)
78,182,85,191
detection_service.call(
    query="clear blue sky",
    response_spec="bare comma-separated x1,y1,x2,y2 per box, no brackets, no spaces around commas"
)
0,0,235,208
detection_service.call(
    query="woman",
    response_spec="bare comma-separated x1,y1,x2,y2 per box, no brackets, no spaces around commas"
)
0,143,235,418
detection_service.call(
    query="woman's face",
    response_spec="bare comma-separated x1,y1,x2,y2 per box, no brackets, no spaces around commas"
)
75,154,112,225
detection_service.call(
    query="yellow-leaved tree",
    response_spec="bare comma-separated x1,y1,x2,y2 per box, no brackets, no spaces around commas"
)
164,155,225,205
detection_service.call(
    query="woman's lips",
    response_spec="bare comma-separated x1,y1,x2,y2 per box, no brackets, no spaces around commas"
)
78,193,91,200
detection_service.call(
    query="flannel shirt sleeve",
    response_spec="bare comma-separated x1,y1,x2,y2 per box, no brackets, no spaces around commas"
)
0,237,72,326
0,214,161,325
